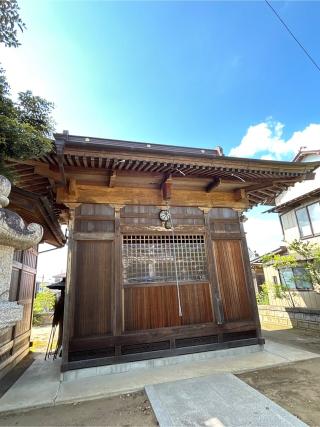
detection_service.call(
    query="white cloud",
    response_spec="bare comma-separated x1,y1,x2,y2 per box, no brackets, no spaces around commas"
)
244,213,283,256
260,154,276,161
229,120,320,160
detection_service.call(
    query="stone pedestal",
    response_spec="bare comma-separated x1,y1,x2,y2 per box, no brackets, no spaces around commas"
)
0,175,43,332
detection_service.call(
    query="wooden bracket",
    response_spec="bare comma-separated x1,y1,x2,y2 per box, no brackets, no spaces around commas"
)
107,171,116,188
199,207,211,214
206,178,221,193
161,174,172,201
234,188,247,201
68,177,78,198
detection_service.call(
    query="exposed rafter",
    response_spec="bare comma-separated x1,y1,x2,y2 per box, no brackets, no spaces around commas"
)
55,139,67,187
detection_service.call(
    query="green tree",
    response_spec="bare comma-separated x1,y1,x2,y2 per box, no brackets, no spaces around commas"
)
0,68,54,179
33,288,56,314
290,239,320,292
0,0,26,48
33,288,56,326
262,239,320,294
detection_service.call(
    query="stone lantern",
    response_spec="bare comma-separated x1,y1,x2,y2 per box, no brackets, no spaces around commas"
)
0,175,43,333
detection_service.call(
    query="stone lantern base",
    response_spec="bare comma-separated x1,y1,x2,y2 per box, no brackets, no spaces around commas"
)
0,301,24,335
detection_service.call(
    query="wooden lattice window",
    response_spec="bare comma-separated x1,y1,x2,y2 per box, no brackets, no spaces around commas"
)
122,235,208,284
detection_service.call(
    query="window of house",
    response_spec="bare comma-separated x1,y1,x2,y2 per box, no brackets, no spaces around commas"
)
296,208,312,237
122,235,208,284
307,202,320,234
279,267,313,290
280,212,295,231
295,202,320,238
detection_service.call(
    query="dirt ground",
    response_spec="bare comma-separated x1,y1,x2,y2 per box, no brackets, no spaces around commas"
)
238,357,320,427
30,325,57,353
237,326,320,427
0,391,157,427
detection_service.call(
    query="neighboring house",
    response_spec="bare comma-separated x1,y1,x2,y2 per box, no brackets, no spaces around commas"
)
252,149,320,310
251,246,287,294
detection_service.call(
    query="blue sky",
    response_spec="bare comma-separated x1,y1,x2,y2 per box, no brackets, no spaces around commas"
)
2,0,320,153
2,0,320,277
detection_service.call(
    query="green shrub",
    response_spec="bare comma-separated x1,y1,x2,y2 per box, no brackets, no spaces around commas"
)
256,283,270,305
33,288,55,313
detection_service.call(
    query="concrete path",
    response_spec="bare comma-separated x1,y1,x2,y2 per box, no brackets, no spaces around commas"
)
145,373,307,427
0,339,318,415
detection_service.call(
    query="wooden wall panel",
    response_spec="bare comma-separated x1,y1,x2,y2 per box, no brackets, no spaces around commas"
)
9,268,20,302
77,204,115,216
13,250,23,263
120,205,162,227
74,240,112,338
76,220,114,233
209,208,238,219
15,271,35,336
120,206,204,227
180,283,214,325
22,250,37,269
74,204,115,233
1,247,38,380
124,283,213,331
124,286,180,331
213,240,253,322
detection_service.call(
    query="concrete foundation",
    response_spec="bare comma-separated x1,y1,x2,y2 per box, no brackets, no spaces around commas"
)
63,344,263,382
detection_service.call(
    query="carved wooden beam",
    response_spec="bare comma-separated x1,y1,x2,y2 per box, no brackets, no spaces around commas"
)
206,178,221,193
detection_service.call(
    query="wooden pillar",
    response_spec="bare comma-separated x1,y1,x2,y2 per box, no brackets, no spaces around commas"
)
61,207,76,370
113,205,122,357
202,208,224,326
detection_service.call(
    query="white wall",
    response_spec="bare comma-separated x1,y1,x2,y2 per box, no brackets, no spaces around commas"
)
276,153,320,206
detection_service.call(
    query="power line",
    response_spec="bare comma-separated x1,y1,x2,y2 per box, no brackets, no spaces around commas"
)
264,0,320,73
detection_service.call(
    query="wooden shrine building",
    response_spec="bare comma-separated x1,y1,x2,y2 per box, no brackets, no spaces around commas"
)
9,132,319,372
